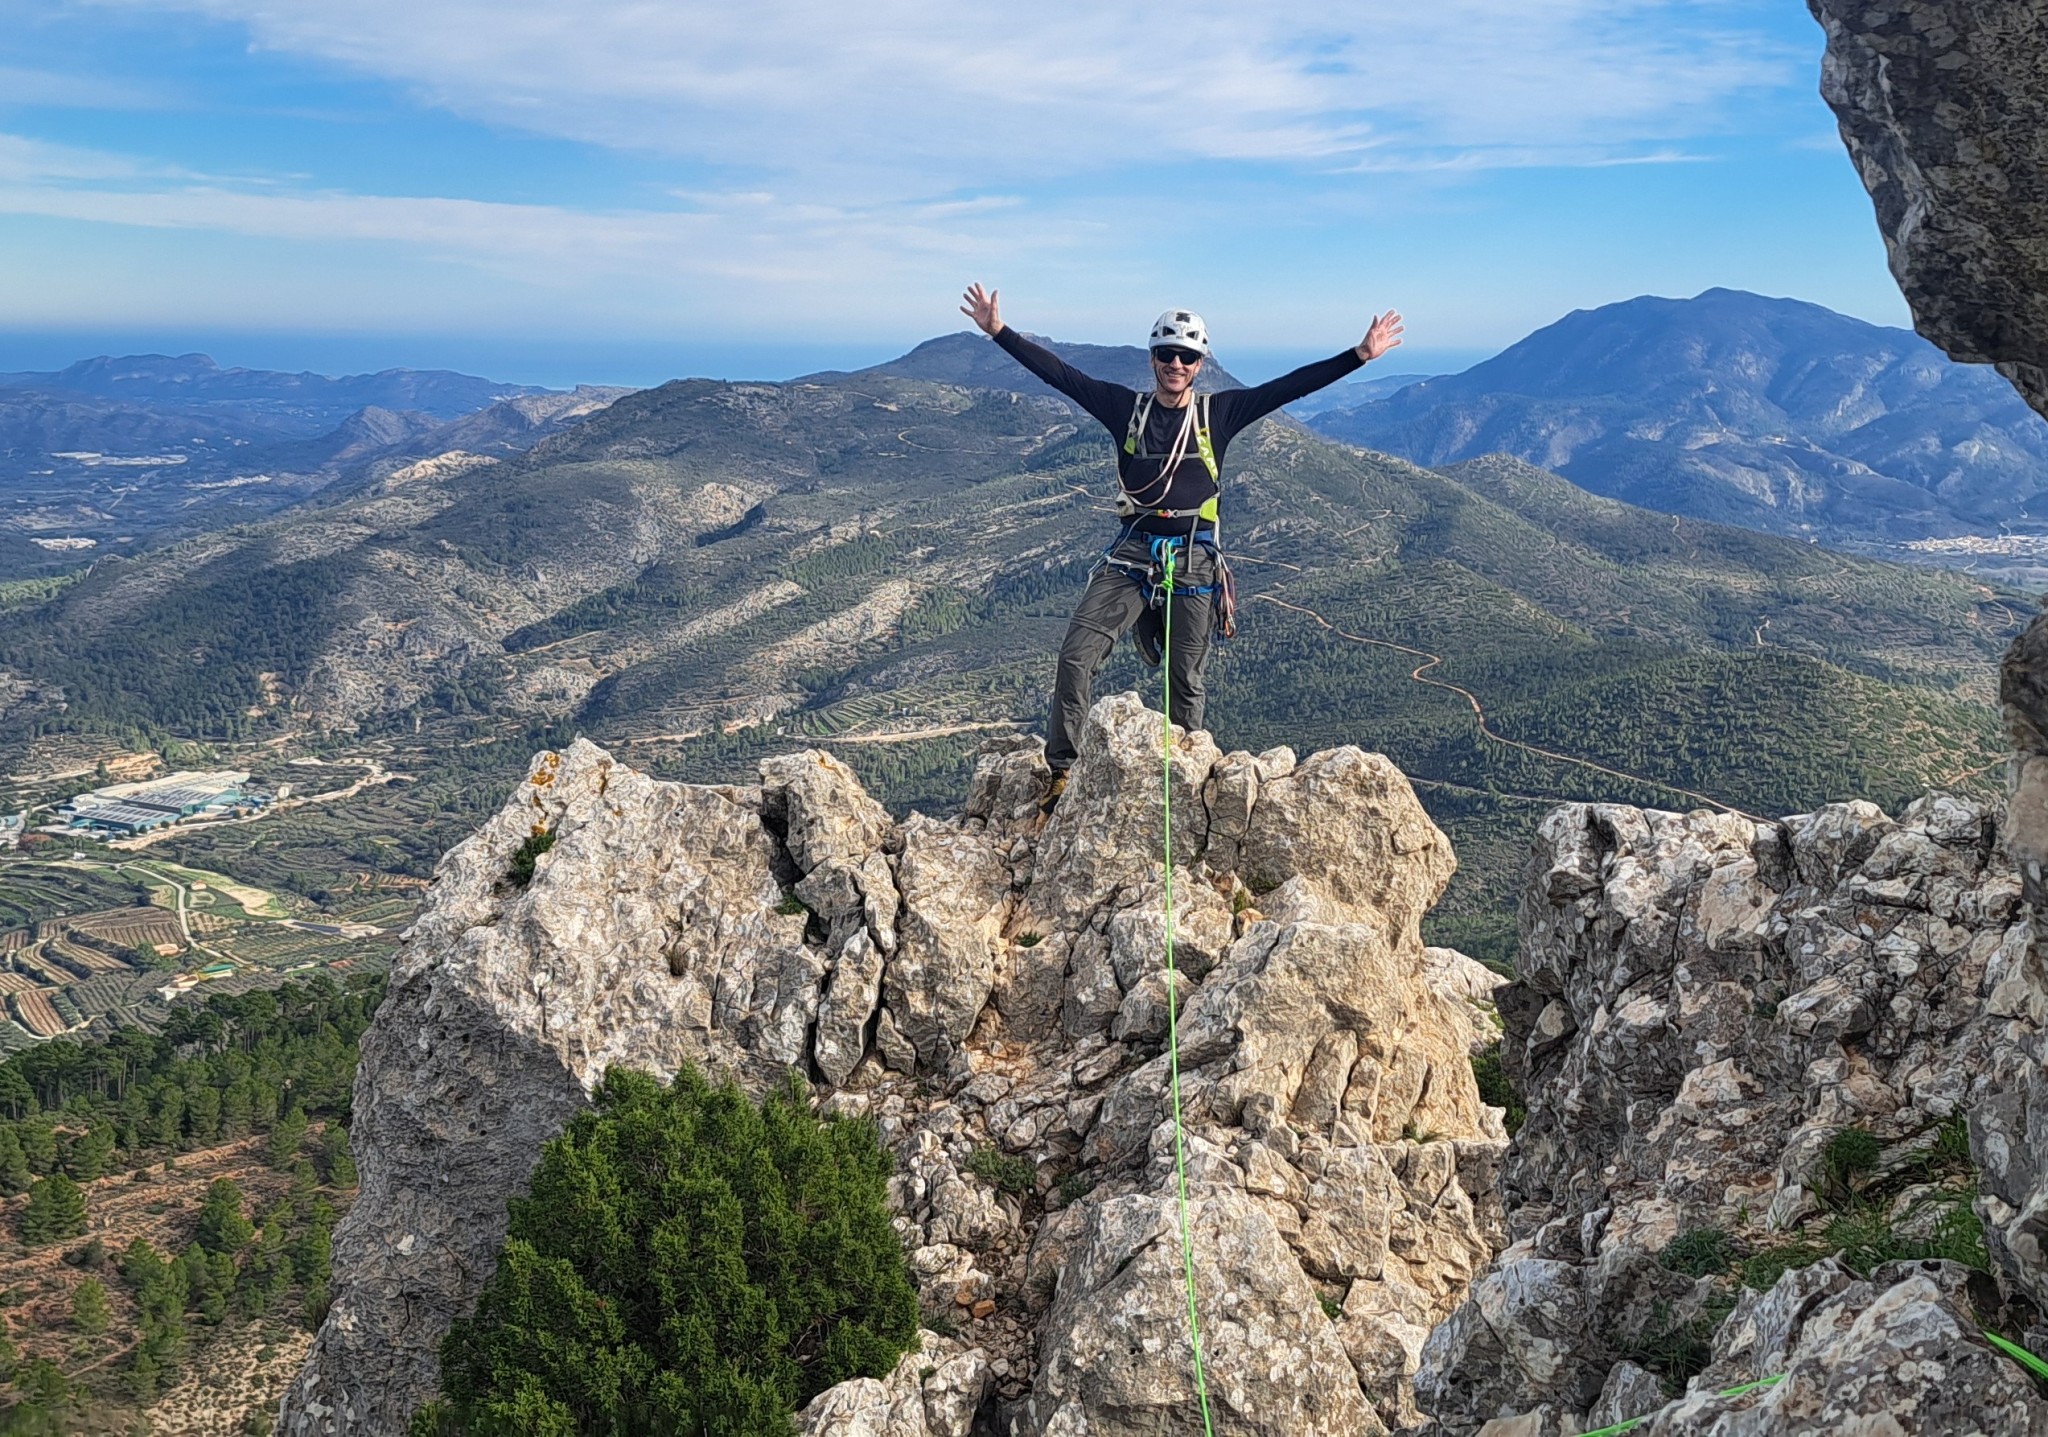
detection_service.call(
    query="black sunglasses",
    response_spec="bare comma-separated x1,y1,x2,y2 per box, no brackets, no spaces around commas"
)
1153,347,1204,367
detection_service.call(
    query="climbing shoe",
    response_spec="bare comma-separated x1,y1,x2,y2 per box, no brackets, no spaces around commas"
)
1040,771,1068,816
1134,611,1164,667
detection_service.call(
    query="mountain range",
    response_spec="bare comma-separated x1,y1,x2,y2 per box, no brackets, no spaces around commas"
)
0,353,630,560
0,338,2017,962
0,352,553,428
1308,288,2048,539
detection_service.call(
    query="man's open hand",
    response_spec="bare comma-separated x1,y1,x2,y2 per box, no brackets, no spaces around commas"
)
1357,311,1404,363
961,283,1004,337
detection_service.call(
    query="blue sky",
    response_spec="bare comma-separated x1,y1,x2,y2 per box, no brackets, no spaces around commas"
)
0,0,1907,387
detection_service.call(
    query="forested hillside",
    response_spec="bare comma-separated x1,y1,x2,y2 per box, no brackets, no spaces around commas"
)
0,973,379,1428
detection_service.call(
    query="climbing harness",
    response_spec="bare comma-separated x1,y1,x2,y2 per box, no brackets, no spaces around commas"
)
1110,392,1238,639
1121,392,1218,516
1158,546,1218,1436
1091,530,1237,649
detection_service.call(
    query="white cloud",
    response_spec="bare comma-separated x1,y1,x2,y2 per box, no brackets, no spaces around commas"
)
0,132,156,183
89,0,1798,190
0,132,1096,332
3,3,1847,347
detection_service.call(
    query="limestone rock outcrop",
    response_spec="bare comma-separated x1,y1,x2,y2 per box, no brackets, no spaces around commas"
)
1809,0,2048,420
1415,795,2048,1435
280,692,1506,1435
1810,0,2048,1329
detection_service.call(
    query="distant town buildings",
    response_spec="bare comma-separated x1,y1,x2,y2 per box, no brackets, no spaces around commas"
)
58,770,273,837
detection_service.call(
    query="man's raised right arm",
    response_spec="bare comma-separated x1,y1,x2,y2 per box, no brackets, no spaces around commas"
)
960,282,1127,432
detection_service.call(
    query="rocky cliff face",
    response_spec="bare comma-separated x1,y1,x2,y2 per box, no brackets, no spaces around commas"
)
279,693,1509,1435
1811,0,2048,1334
1809,0,2048,421
1415,794,2048,1435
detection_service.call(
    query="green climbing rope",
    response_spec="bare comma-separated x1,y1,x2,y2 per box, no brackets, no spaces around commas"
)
1571,1374,1784,1437
1159,545,1218,1436
1984,1328,2048,1385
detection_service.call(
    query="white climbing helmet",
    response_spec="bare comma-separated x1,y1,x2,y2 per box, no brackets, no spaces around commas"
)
1148,309,1212,357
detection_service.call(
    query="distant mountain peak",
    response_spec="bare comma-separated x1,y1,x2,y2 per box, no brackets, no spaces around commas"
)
1307,289,2043,540
806,330,1245,396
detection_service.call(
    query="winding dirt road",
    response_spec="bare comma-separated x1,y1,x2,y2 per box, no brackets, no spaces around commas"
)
1254,593,1764,820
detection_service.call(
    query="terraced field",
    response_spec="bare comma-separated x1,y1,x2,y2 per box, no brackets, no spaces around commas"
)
0,852,394,1046
13,949,73,987
47,934,129,976
0,863,149,929
9,987,67,1038
70,904,185,953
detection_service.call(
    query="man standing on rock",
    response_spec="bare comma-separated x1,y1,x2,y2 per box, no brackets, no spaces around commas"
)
959,283,1405,810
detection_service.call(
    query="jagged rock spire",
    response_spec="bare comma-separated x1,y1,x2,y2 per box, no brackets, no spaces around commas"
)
280,694,1504,1435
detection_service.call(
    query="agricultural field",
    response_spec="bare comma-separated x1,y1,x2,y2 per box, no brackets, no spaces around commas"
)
0,866,150,932
0,845,400,1050
8,987,67,1039
69,906,185,956
210,923,395,974
121,860,292,922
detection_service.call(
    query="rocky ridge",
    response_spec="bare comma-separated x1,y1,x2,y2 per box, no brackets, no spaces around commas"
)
1415,794,2048,1434
279,693,1509,1435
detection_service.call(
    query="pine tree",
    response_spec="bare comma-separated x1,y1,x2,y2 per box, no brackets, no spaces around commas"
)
0,1126,30,1194
267,1104,309,1170
121,1237,188,1388
427,1065,919,1436
19,1172,88,1247
65,1123,115,1182
319,1125,357,1188
184,1085,221,1144
195,1178,254,1254
126,1346,160,1402
71,1276,110,1335
17,1116,57,1175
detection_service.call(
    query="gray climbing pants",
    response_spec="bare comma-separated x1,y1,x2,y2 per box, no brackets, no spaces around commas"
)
1046,536,1217,772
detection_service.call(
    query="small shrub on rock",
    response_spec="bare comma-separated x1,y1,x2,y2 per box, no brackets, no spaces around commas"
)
966,1146,1035,1196
1616,1294,1736,1393
504,828,556,889
1819,1126,1883,1200
1657,1227,1738,1278
1469,1043,1526,1134
1738,1238,1830,1291
417,1064,918,1435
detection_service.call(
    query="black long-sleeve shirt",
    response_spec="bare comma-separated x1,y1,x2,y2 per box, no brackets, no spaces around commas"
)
994,327,1364,535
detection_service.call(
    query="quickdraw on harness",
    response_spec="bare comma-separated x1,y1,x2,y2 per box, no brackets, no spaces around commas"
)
1103,391,1239,638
